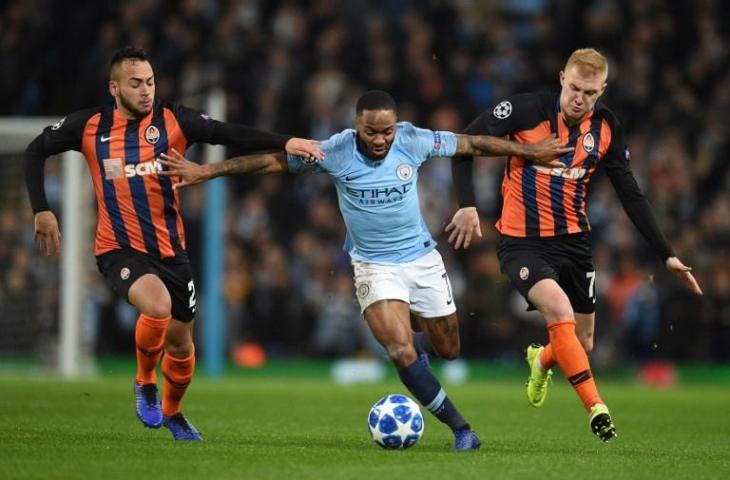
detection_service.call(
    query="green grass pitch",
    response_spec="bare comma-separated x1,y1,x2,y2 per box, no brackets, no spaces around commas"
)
1,367,728,480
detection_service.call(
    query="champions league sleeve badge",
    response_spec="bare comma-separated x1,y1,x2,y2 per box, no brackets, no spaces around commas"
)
51,117,66,131
493,101,512,119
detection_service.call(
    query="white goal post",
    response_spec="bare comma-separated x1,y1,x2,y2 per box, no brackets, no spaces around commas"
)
0,117,92,377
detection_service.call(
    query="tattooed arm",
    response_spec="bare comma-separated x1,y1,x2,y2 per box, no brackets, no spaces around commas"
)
158,149,288,188
455,134,570,166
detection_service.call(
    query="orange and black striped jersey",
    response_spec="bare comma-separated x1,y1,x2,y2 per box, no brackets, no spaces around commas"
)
456,93,673,260
25,100,291,259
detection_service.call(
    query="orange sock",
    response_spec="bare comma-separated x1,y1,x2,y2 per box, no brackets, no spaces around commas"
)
135,314,171,385
539,344,556,370
161,347,195,417
548,320,602,411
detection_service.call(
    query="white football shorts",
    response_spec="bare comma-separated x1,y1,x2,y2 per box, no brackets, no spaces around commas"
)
352,249,456,318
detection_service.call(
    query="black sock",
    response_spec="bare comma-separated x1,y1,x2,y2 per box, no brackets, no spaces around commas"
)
412,332,437,357
397,359,468,432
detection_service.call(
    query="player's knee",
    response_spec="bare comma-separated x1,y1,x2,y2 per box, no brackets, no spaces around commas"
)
143,298,172,320
539,296,573,323
386,343,417,368
134,284,172,319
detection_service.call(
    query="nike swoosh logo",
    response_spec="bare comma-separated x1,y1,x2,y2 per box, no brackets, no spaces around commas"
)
100,135,113,142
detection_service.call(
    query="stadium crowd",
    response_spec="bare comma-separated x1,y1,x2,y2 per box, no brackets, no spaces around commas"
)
1,0,728,364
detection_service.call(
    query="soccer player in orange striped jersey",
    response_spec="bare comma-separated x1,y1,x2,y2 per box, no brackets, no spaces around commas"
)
24,46,322,441
449,48,702,442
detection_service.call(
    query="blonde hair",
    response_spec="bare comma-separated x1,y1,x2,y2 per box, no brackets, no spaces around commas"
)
565,48,608,80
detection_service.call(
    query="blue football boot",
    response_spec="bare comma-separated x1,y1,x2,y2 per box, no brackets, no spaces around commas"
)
134,383,162,428
162,412,202,441
454,428,482,451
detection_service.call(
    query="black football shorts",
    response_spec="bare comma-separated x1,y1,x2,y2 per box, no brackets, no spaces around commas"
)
496,233,596,314
96,248,197,322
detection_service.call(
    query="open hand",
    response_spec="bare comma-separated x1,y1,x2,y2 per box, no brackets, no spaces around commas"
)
34,211,61,256
158,148,209,189
285,138,324,161
445,207,482,249
665,256,703,295
526,134,574,168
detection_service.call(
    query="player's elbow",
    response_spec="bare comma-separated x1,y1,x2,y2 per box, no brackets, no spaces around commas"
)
453,135,472,156
25,134,45,157
251,153,287,176
267,152,289,174
24,136,52,213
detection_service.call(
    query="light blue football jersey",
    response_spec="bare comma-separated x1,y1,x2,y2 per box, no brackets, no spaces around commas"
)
287,122,457,263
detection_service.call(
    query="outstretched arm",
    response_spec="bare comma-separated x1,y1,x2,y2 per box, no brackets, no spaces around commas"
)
604,155,702,295
158,149,288,189
174,105,323,160
447,96,546,250
455,134,571,167
445,134,571,249
210,123,323,160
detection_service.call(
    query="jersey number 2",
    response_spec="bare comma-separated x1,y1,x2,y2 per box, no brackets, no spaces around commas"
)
188,280,197,312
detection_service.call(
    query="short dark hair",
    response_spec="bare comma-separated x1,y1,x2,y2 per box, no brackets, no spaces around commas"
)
356,90,396,115
110,46,149,69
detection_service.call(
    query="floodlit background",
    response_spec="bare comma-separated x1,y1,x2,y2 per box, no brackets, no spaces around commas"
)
0,0,728,376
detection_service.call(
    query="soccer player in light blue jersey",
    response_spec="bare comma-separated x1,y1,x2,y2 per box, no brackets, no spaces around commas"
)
159,90,570,450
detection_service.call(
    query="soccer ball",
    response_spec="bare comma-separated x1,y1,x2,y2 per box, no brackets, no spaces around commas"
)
367,394,424,449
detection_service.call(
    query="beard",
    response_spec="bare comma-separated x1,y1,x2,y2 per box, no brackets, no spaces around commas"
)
118,92,152,118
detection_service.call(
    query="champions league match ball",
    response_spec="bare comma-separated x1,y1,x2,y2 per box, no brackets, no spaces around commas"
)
367,394,424,449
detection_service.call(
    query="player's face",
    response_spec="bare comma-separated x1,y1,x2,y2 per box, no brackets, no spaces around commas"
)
356,109,397,159
109,60,155,119
559,65,606,124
